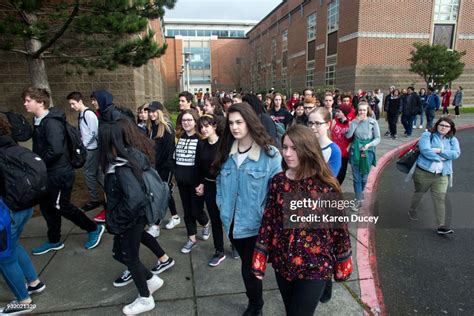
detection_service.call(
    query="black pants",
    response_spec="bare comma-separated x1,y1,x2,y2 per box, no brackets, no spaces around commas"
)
387,113,398,136
178,185,208,236
141,231,165,259
337,157,349,185
401,114,414,135
275,272,327,316
204,180,224,252
229,233,263,309
113,220,152,297
455,106,460,115
40,172,97,243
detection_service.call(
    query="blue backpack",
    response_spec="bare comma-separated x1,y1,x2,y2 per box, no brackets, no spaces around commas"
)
0,198,12,260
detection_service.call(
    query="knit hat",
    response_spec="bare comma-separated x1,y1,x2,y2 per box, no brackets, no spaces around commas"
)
147,101,164,112
337,104,352,116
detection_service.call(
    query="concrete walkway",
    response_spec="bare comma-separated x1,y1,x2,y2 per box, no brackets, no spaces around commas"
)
1,113,472,315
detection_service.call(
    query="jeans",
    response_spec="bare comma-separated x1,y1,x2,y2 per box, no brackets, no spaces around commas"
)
401,114,414,135
350,150,375,201
413,110,424,127
204,180,224,252
0,208,38,301
113,219,152,297
178,185,208,236
426,109,436,129
275,271,327,316
40,172,97,243
83,149,101,202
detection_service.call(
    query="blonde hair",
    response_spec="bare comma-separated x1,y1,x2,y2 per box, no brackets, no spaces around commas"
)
147,109,172,139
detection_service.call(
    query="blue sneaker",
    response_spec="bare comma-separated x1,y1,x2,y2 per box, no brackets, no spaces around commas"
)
84,225,105,249
32,242,64,256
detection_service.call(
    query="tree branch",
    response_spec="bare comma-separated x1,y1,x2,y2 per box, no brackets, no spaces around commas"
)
9,48,29,55
31,0,80,58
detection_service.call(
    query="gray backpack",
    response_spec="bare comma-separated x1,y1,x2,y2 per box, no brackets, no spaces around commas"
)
141,167,170,224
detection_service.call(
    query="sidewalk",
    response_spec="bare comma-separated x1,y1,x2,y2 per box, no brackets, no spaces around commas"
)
1,113,473,315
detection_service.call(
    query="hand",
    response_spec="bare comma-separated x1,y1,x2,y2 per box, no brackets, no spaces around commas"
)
195,184,204,196
362,144,370,151
432,148,442,154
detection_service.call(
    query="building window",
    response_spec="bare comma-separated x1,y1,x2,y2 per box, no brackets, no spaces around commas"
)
327,31,338,56
433,24,455,48
282,30,288,51
307,13,316,41
327,0,339,33
434,0,459,22
306,61,315,88
281,68,287,89
325,64,336,86
307,40,316,61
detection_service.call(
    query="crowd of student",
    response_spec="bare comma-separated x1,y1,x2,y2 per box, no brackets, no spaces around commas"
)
0,83,463,315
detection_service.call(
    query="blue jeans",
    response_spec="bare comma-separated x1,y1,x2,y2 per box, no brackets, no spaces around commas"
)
413,110,424,127
0,208,38,301
426,109,436,129
350,150,375,201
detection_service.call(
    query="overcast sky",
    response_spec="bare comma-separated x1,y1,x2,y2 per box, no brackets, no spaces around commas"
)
164,0,282,21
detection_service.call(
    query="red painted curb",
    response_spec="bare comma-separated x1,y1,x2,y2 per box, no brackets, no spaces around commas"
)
356,123,474,316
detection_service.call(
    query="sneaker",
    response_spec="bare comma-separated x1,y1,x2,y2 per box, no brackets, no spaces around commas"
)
146,225,160,238
181,239,197,254
81,201,102,212
419,125,423,129
122,296,155,315
0,300,36,314
202,222,211,240
31,242,64,256
27,282,46,295
408,209,419,221
391,135,398,139
243,305,263,316
94,209,106,222
231,244,240,259
384,131,390,136
209,251,226,267
165,215,181,230
146,275,164,295
151,258,175,274
113,270,133,287
84,224,105,249
437,226,454,235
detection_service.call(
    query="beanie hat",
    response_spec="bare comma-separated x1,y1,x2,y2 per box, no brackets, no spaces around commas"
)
337,104,352,116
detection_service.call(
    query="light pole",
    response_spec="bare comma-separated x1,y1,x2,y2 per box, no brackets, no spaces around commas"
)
180,65,184,91
183,52,192,92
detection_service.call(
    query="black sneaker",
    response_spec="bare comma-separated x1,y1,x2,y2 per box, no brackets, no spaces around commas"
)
151,258,175,274
231,244,240,259
384,131,390,136
437,226,454,235
27,281,46,295
113,270,133,287
408,209,419,221
209,251,226,267
81,201,102,212
0,300,36,314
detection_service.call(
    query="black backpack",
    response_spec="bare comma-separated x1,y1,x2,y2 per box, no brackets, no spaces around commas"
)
0,144,48,211
64,122,87,169
0,111,33,142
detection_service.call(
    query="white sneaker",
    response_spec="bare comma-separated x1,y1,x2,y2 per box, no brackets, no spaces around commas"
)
412,125,416,129
122,296,155,315
146,225,160,238
419,125,423,129
165,216,181,230
147,275,164,295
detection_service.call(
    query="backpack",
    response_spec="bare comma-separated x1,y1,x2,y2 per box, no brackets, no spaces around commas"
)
0,198,12,259
64,122,87,169
0,144,48,211
78,108,98,127
274,121,285,146
0,111,33,142
141,167,170,224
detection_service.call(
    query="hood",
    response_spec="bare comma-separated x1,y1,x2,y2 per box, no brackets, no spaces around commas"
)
0,135,16,148
46,107,67,122
92,90,114,113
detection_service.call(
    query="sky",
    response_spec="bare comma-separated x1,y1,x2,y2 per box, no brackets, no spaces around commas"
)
164,0,282,22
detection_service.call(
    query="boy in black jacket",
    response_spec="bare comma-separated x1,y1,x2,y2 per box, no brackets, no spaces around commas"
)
23,87,105,255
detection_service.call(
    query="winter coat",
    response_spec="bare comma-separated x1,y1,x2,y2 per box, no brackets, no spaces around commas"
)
92,90,123,123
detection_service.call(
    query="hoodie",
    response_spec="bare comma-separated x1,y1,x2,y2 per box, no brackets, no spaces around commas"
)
91,90,122,123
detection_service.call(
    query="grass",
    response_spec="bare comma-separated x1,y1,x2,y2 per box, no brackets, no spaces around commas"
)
459,107,474,113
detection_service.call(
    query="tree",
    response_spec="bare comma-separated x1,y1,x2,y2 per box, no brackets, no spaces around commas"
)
0,0,176,94
409,42,466,89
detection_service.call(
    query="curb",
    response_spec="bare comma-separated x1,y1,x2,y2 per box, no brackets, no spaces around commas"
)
356,123,474,316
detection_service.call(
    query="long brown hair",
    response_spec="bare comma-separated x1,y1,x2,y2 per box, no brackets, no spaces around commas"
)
176,108,201,138
117,118,156,165
283,125,341,192
212,102,275,175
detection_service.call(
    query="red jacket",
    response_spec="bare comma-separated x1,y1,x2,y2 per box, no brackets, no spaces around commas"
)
441,90,452,107
331,118,352,158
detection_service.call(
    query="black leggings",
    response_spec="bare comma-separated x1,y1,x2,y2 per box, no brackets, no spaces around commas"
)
275,272,328,316
204,180,224,252
141,230,165,259
178,185,208,236
113,221,152,297
455,106,460,116
337,157,349,185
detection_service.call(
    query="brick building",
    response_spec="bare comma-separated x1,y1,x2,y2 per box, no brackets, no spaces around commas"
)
247,0,473,103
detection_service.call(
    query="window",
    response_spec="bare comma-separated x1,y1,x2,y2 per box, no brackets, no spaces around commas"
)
212,30,219,36
327,31,338,56
187,30,196,36
204,30,211,36
306,61,315,88
307,40,316,61
307,13,316,41
327,0,339,33
325,64,336,86
282,30,288,51
282,51,288,68
433,24,455,48
434,0,459,22
219,30,229,37
179,30,188,36
197,30,204,36
237,30,245,37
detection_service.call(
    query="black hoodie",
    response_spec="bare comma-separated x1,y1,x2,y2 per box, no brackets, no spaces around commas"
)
91,90,123,123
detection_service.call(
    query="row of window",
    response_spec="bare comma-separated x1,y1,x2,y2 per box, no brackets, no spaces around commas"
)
167,29,245,38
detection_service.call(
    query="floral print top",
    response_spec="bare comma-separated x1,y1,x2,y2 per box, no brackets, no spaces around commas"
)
252,172,352,281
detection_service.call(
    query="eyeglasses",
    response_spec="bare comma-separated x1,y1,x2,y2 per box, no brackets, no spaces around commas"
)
438,124,451,128
303,106,315,110
181,119,194,123
307,121,327,127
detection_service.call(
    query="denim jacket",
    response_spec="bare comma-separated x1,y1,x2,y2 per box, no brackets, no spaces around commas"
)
416,131,460,183
216,141,282,239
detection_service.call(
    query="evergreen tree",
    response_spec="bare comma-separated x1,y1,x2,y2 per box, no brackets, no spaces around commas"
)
0,0,176,95
409,43,466,90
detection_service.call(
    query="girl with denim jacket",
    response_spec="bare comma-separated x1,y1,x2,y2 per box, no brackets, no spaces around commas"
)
214,103,282,316
408,118,460,234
